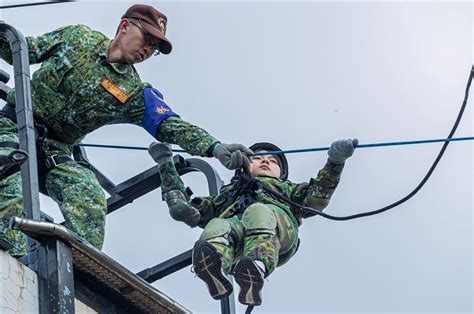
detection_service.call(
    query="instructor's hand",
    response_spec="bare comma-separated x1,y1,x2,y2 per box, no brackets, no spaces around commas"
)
213,143,253,170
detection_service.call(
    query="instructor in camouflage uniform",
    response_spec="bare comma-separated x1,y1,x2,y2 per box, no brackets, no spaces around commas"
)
149,139,357,307
0,4,252,257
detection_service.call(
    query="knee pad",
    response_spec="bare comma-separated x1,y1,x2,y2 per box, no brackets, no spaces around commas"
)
200,218,231,246
242,203,277,236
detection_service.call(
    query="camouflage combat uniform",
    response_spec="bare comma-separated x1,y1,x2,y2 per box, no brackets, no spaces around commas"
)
0,25,218,256
159,159,344,276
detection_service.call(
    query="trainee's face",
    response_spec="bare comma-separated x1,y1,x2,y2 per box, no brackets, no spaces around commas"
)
118,19,155,64
251,150,281,178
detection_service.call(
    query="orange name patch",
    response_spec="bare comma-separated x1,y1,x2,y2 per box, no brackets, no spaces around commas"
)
100,77,129,104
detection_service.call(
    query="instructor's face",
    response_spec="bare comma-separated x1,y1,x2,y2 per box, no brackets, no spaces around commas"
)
118,19,155,64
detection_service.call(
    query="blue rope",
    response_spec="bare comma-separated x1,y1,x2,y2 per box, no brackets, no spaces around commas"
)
76,136,474,155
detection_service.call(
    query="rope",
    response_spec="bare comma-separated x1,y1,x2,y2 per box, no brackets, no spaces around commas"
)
0,0,75,10
76,136,474,154
254,136,474,156
259,66,473,221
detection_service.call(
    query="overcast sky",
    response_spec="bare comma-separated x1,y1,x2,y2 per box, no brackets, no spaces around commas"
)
1,1,472,313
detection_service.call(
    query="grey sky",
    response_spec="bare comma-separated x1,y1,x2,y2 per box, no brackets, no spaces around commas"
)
1,1,472,313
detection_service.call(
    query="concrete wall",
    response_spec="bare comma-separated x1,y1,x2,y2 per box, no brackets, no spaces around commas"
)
0,250,97,314
0,250,38,313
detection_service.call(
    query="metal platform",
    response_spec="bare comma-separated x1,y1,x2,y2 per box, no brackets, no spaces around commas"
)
11,217,190,314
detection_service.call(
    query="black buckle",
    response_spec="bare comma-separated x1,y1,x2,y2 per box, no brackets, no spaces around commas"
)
34,122,48,142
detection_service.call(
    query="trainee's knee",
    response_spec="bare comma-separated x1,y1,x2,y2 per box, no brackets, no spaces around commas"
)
242,203,277,236
200,218,232,246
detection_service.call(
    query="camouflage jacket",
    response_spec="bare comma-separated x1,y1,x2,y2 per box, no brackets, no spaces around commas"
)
193,160,345,228
0,24,217,155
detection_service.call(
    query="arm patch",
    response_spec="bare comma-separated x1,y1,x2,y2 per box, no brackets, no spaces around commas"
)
142,87,179,137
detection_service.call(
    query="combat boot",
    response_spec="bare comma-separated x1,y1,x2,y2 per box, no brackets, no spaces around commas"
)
233,256,265,306
192,240,233,300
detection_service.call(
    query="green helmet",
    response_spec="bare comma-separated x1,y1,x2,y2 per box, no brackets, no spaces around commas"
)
249,142,288,180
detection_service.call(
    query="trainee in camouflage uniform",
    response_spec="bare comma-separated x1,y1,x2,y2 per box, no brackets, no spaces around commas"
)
0,4,252,257
149,139,357,307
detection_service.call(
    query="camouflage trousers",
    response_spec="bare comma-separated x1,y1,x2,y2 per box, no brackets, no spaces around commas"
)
159,161,186,194
0,117,107,256
200,204,300,277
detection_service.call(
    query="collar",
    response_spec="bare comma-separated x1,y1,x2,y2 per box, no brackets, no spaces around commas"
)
98,39,135,75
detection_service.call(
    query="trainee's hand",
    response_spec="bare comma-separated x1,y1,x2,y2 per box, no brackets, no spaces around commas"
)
148,142,173,166
327,138,358,164
212,143,254,170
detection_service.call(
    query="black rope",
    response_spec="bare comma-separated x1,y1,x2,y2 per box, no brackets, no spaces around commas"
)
245,305,254,314
0,0,75,10
251,66,473,221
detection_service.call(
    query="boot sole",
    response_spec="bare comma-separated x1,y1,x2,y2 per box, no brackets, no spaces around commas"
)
233,257,264,306
192,240,233,300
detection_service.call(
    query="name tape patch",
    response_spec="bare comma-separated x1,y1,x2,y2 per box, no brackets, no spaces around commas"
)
100,77,129,104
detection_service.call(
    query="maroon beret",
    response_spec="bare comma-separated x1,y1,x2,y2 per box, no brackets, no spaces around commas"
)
122,4,172,54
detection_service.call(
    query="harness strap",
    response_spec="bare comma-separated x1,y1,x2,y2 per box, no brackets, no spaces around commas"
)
0,104,73,194
0,103,62,142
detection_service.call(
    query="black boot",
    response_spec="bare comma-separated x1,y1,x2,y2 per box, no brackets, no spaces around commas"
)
233,257,265,306
192,240,233,300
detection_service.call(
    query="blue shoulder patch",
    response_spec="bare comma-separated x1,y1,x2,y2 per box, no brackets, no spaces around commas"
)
142,87,179,137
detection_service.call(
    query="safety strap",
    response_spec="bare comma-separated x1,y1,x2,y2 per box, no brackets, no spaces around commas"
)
231,171,260,214
245,305,254,314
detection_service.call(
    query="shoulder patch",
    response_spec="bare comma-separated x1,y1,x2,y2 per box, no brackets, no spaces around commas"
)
100,77,129,104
